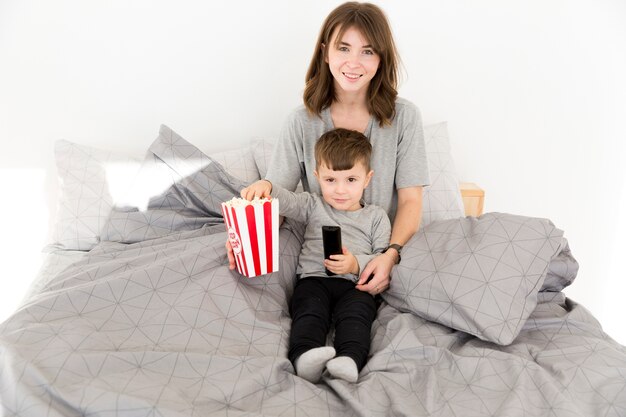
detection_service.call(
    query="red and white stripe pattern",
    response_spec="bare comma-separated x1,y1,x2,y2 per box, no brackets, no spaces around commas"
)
222,198,279,278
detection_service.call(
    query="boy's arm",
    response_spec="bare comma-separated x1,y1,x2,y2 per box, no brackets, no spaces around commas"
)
353,211,392,276
271,185,312,224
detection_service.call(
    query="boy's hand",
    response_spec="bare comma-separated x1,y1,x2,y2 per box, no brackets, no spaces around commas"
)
324,247,358,275
240,179,272,200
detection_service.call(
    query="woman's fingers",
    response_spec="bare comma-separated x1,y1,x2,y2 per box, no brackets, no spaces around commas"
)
371,281,389,294
225,240,236,269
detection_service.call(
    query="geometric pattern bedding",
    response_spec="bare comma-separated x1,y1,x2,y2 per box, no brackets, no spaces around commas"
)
1,125,625,416
384,213,576,345
101,125,249,244
51,136,259,251
2,151,626,416
1,219,625,416
419,121,465,225
51,140,141,251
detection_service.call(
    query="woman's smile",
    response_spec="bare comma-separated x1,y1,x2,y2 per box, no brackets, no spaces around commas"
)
342,72,363,81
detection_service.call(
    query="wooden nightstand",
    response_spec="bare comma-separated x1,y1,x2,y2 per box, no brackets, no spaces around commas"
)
459,182,485,217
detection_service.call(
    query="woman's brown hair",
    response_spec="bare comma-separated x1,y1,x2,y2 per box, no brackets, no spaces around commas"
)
304,2,399,127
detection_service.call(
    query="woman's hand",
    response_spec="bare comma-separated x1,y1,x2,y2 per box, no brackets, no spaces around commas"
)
354,186,422,294
324,247,358,275
240,179,272,200
355,251,397,295
226,240,236,270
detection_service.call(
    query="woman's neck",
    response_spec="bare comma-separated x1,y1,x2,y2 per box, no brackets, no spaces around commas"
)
332,88,368,113
330,100,371,132
330,85,372,132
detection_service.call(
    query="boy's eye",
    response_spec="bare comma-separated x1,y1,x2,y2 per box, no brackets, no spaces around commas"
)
348,178,357,182
326,178,335,183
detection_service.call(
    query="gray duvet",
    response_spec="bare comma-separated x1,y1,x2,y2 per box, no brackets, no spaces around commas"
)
1,216,625,417
1,129,625,416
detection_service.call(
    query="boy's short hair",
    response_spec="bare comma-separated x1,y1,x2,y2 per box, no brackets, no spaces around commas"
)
314,128,372,171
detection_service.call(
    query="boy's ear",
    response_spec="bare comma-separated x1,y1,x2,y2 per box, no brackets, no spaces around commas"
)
364,170,374,188
313,169,319,179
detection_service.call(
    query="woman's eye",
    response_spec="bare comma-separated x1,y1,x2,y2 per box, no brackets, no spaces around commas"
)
338,46,349,52
363,49,374,55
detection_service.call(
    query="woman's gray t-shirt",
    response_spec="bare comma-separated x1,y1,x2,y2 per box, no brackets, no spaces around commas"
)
265,98,430,222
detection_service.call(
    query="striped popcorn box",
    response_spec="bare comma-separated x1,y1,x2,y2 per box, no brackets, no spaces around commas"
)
222,197,279,278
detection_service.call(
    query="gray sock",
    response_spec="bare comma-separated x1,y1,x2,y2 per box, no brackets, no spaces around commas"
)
294,347,336,383
326,356,359,383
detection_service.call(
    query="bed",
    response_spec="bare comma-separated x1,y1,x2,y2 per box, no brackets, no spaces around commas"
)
1,123,625,417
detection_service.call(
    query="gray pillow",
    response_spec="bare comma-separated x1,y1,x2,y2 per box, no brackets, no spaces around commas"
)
51,140,141,250
420,122,465,225
383,212,576,345
102,125,247,243
51,131,260,251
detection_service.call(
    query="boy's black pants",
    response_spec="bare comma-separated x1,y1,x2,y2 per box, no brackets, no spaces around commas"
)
288,276,377,371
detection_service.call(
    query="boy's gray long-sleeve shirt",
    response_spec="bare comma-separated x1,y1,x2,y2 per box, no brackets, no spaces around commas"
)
271,186,391,282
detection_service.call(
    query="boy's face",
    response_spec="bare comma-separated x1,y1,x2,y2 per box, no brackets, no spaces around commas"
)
314,160,373,211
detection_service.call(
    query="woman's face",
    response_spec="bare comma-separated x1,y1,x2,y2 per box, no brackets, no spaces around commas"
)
325,26,380,97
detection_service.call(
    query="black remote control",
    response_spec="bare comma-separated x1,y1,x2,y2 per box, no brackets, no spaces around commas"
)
322,226,342,276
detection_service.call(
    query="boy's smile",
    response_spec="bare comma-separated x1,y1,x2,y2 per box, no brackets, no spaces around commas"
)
314,161,373,211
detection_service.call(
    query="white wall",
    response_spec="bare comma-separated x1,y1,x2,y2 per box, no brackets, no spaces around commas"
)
1,0,625,344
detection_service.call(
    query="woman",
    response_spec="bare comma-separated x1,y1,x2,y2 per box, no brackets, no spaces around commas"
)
233,2,430,296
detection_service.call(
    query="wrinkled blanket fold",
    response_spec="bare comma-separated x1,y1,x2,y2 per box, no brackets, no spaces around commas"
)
1,218,624,416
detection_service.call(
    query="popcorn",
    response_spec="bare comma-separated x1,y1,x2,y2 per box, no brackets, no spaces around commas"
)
222,197,279,278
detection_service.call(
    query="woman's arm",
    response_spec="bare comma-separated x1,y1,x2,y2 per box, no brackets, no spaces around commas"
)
356,186,423,294
265,111,304,192
388,186,423,256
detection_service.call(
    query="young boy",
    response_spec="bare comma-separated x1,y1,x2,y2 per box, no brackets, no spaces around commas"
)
241,128,391,383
